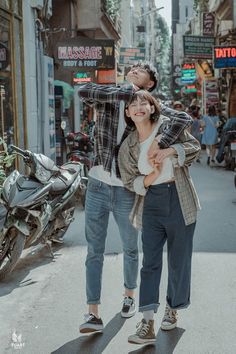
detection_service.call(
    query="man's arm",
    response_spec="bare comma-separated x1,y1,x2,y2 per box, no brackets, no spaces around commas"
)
77,82,135,105
158,103,193,148
150,130,201,167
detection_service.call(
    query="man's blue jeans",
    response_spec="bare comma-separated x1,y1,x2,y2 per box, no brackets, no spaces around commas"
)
85,177,139,304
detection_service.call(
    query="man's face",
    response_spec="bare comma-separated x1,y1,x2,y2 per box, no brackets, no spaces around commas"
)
126,67,154,91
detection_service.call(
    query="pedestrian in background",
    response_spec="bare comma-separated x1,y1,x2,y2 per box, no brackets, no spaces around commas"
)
173,101,185,111
201,105,220,165
78,63,193,334
118,91,200,345
188,100,202,162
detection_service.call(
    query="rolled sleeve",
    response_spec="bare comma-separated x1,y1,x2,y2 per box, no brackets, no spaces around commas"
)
133,176,147,196
171,144,186,166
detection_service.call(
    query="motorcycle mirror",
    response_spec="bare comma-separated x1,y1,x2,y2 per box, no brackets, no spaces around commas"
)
7,144,14,154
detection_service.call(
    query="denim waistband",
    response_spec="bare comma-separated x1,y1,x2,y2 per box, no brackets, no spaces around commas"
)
149,181,176,189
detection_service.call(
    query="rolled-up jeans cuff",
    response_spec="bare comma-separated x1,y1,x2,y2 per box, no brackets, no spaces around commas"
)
87,300,101,305
139,303,159,313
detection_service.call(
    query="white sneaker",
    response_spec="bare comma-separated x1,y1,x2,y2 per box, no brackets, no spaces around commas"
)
121,296,136,318
161,304,178,331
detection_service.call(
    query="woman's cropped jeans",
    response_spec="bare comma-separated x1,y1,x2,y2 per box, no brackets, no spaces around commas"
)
139,181,196,313
85,177,139,304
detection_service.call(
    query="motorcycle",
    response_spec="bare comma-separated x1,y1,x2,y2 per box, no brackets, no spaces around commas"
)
216,117,236,170
66,131,94,178
0,144,87,280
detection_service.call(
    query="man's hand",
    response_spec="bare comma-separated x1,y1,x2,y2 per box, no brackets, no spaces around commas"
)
153,147,176,165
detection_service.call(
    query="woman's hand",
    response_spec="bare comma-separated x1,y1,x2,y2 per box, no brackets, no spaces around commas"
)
144,163,163,188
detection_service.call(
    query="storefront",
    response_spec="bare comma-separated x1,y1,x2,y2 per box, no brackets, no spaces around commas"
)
0,0,26,148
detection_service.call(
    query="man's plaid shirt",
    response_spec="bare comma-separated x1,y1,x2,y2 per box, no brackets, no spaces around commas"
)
78,83,193,177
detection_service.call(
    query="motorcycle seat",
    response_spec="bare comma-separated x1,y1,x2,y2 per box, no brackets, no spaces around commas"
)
49,168,78,193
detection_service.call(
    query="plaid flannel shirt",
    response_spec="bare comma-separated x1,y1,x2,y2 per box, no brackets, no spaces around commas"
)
78,83,193,177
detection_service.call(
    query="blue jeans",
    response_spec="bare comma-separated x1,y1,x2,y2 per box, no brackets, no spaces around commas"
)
85,177,139,304
139,182,196,312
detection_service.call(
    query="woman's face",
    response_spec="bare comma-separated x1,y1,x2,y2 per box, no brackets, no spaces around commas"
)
126,96,154,124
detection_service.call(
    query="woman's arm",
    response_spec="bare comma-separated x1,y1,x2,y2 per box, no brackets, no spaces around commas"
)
77,83,135,105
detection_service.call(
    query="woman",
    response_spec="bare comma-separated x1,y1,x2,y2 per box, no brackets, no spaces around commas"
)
201,105,219,165
118,91,201,345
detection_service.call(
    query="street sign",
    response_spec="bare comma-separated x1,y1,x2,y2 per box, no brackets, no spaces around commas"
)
183,35,215,59
56,38,115,70
213,46,236,69
119,47,145,65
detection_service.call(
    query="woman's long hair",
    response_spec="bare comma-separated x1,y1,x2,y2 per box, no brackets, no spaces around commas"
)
124,90,160,127
208,105,217,116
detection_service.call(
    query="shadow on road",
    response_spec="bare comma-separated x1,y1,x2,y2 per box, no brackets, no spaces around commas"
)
0,243,63,297
51,313,126,354
128,327,185,354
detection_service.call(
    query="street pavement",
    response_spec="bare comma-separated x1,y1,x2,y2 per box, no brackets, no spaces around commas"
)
0,155,236,354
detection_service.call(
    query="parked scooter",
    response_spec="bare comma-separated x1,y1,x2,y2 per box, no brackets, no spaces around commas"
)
216,117,236,170
0,145,87,280
66,131,94,177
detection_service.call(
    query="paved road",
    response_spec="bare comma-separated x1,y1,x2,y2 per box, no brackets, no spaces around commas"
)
0,158,236,354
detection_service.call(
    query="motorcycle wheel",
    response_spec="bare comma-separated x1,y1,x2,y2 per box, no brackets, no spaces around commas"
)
0,232,25,281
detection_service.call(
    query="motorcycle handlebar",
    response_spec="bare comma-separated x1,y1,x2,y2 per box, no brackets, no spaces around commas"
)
8,144,31,159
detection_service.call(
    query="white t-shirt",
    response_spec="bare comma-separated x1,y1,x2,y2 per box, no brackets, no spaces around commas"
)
138,123,174,185
89,101,126,186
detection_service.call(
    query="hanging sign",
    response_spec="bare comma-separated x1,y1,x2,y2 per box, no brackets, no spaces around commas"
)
213,46,236,68
56,38,115,70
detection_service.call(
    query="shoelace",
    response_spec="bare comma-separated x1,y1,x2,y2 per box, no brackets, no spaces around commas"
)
84,313,95,322
136,321,150,336
164,306,177,321
123,296,134,306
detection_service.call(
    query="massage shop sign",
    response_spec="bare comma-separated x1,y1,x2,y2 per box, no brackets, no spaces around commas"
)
56,38,115,70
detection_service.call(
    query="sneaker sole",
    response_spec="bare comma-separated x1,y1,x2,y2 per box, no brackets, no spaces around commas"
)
121,310,136,318
79,325,104,334
161,322,177,331
128,338,156,344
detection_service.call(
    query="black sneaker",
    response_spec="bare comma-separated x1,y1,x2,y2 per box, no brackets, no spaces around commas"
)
207,156,210,165
79,314,104,333
121,296,136,318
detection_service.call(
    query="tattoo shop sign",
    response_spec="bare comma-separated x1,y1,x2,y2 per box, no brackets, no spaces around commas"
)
56,38,115,70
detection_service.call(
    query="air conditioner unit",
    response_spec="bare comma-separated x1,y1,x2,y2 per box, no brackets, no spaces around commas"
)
31,0,44,10
219,20,233,35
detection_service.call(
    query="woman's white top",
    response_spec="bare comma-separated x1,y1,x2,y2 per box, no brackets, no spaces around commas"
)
138,123,174,185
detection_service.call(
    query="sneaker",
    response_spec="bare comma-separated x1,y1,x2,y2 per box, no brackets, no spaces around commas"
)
161,304,177,331
79,313,104,333
207,156,210,165
128,319,156,344
121,296,136,318
196,158,201,163
211,159,215,163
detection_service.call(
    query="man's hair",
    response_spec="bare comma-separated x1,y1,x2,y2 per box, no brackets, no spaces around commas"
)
132,62,158,92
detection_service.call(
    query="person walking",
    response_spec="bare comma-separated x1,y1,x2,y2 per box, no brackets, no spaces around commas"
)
201,105,220,165
118,90,200,344
188,102,202,162
78,63,193,334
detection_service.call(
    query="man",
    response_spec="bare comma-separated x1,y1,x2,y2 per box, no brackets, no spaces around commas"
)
78,63,193,333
